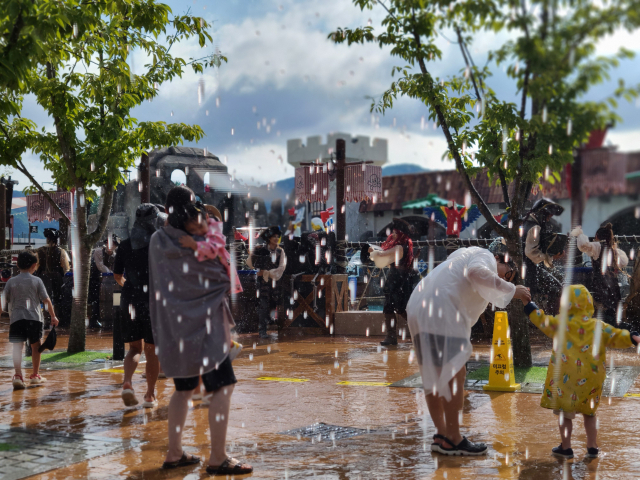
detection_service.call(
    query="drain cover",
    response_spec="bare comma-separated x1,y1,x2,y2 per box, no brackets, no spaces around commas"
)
0,425,141,480
279,423,373,441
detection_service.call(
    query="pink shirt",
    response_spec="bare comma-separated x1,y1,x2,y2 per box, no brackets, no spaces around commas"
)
195,219,242,294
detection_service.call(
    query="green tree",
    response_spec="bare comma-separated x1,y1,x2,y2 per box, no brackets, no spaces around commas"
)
332,0,640,366
1,0,224,352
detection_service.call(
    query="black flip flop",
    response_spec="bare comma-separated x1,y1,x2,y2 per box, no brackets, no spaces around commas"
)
206,457,253,476
162,451,201,469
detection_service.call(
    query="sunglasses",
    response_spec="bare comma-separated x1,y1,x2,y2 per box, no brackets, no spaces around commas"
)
504,265,516,282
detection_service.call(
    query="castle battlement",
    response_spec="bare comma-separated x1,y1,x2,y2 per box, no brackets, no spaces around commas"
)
287,132,388,167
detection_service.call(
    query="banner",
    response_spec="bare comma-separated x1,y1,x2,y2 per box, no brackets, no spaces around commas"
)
345,164,382,202
27,192,73,223
294,165,329,203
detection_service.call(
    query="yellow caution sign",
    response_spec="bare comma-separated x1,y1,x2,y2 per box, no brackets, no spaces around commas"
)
256,377,309,383
336,381,391,387
624,393,640,398
483,311,521,392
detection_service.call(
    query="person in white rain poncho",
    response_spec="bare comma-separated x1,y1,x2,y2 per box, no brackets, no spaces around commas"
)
406,238,531,456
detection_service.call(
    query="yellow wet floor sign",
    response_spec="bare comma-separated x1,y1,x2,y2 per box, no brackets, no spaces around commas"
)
483,311,521,392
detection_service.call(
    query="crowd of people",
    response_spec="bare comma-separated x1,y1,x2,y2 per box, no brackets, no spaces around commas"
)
4,189,640,469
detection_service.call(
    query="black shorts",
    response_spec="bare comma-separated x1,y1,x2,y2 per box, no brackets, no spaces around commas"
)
121,302,154,345
173,357,237,393
9,320,44,345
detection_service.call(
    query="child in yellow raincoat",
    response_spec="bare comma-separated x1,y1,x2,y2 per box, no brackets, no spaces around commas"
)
525,285,640,459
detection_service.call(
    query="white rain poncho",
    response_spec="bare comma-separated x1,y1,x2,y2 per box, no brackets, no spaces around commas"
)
406,247,516,400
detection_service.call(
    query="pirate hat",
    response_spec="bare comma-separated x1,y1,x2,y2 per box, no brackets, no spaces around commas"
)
389,218,413,236
260,225,281,242
531,198,564,217
43,228,60,240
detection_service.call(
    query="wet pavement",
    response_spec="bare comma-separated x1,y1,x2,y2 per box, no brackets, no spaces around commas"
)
2,324,640,479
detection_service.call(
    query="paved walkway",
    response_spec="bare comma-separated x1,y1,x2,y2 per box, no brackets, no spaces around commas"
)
2,326,640,479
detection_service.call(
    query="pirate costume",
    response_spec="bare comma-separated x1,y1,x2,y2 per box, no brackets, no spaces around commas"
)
247,226,286,338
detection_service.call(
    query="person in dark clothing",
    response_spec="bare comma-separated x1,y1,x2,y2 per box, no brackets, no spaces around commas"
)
369,218,415,346
35,228,70,326
113,203,167,408
247,226,286,339
523,198,564,315
88,236,118,328
572,223,628,325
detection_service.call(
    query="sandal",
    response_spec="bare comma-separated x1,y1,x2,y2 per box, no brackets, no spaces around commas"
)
431,434,443,452
121,388,139,407
162,451,201,469
206,457,253,476
453,437,488,456
433,435,458,455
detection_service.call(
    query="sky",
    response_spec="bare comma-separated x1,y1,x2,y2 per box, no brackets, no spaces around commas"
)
13,0,640,192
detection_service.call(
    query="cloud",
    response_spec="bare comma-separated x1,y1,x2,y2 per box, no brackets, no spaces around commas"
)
14,0,640,196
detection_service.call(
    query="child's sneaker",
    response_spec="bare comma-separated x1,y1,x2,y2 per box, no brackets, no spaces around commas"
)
29,374,46,384
552,445,574,459
228,341,243,362
586,447,599,458
12,374,25,390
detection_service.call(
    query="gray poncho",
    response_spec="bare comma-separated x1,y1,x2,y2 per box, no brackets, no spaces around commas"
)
148,225,233,378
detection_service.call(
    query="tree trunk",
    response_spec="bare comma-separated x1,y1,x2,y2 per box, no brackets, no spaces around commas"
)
66,186,115,353
505,232,533,367
67,238,91,353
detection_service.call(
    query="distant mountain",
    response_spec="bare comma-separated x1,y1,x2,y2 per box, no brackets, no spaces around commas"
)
382,163,429,176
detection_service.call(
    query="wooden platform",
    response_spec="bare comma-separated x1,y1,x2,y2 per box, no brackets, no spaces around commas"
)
333,311,408,336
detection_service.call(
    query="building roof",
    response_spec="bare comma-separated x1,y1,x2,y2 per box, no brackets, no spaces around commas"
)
149,147,226,172
401,193,453,209
364,148,640,212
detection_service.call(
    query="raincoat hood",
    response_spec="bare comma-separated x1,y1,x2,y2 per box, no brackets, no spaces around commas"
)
130,203,167,250
566,284,595,320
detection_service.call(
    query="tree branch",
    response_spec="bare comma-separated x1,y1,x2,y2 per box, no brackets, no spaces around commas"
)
46,62,80,186
15,160,70,222
411,11,505,235
456,27,482,101
498,167,511,208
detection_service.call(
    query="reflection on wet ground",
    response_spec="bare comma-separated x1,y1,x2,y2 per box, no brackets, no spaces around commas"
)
2,325,640,479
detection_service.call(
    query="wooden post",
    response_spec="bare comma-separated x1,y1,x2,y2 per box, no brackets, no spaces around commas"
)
336,139,346,274
571,150,583,228
0,184,5,250
139,153,150,204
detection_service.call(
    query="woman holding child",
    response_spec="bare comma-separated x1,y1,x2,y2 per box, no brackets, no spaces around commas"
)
148,186,251,476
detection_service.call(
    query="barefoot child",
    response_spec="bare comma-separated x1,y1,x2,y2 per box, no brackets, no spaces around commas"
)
178,203,242,362
525,284,640,459
3,250,59,390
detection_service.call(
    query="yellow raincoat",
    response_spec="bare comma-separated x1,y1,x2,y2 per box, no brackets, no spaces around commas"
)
527,285,634,416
